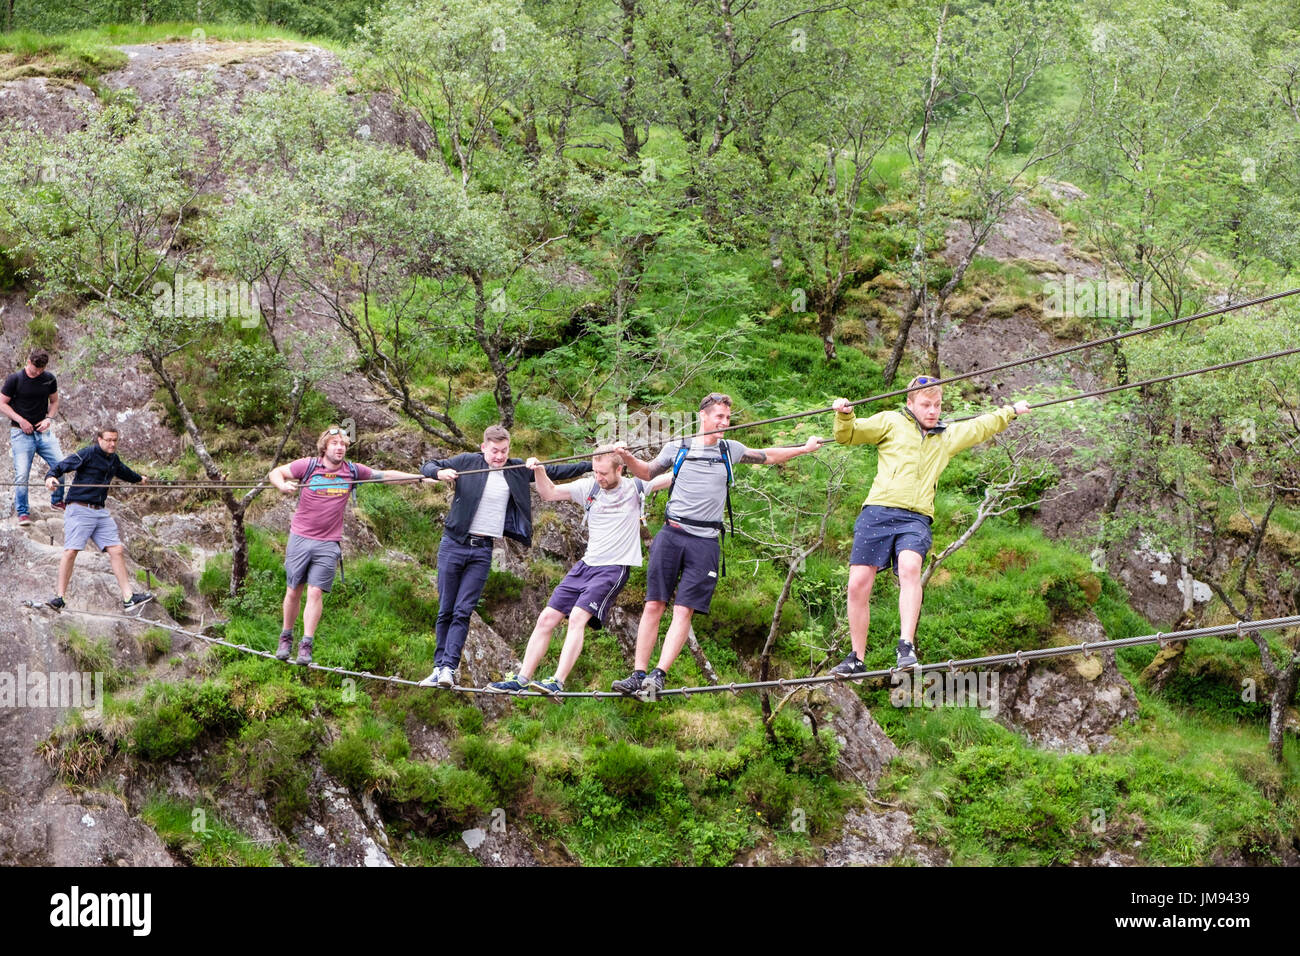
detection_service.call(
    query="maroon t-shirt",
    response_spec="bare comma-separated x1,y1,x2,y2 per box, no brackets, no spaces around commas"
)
288,458,375,541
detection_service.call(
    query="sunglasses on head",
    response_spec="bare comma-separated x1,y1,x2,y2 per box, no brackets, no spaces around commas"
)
908,376,941,389
326,427,349,438
700,393,732,410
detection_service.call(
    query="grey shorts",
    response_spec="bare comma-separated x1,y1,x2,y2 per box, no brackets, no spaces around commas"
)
63,504,123,551
285,533,342,592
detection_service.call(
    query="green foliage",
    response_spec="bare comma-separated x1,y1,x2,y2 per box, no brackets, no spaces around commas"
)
128,680,241,761
224,716,322,827
141,797,301,867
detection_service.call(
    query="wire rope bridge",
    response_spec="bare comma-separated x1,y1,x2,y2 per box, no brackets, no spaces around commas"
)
20,603,1300,702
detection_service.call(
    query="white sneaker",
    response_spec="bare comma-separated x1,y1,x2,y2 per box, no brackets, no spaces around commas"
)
437,666,455,688
418,669,440,687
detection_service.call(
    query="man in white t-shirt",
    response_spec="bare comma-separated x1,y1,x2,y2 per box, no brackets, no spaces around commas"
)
486,449,671,695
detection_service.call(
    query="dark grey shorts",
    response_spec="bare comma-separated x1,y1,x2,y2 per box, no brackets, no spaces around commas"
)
851,505,932,574
285,533,341,592
645,525,720,613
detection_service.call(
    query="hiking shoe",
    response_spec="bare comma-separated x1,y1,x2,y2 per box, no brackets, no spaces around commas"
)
295,638,314,665
486,673,529,693
123,592,153,610
529,675,564,696
895,640,918,669
418,669,440,688
612,670,646,696
639,668,667,700
275,632,293,661
17,514,30,526
51,501,66,512
437,666,455,688
47,595,65,610
830,653,868,680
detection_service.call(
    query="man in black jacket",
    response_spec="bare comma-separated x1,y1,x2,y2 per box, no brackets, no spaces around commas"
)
43,427,152,611
417,424,591,687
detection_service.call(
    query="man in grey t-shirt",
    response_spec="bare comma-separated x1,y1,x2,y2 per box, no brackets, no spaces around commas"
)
612,393,823,696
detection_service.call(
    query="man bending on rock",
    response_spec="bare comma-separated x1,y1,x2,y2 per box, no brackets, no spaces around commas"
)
43,426,152,611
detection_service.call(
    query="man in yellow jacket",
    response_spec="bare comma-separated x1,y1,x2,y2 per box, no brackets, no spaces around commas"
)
830,376,1030,676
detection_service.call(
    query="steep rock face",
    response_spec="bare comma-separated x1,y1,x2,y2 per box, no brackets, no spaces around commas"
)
807,682,900,790
992,611,1139,753
0,522,182,865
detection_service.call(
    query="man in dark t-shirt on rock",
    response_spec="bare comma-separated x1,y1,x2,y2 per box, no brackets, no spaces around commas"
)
267,425,428,665
1,349,66,524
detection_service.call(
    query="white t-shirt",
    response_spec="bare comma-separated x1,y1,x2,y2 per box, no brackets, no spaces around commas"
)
468,470,510,538
564,475,645,567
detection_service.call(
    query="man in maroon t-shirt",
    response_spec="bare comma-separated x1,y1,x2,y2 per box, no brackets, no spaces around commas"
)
267,425,427,664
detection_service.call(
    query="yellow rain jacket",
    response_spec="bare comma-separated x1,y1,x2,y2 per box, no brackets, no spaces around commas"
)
834,405,1018,518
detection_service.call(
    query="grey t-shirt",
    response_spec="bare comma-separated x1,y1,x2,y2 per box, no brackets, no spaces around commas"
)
654,438,750,538
468,469,510,538
564,475,645,567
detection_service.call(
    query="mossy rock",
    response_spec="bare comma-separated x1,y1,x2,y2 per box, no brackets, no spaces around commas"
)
868,271,909,291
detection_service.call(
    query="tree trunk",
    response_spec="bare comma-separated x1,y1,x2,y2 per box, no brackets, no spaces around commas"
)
1268,665,1298,764
229,502,249,598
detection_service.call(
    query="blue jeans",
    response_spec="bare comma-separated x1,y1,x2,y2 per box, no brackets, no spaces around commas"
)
434,536,493,671
10,426,65,516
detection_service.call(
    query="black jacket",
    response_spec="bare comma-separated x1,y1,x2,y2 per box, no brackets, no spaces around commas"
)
420,453,590,547
47,444,143,506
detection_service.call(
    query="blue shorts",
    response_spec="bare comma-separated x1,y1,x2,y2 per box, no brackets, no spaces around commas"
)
851,505,932,574
546,561,631,628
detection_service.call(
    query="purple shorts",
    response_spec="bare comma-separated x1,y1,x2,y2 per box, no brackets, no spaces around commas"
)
547,561,631,628
644,525,720,613
851,505,932,574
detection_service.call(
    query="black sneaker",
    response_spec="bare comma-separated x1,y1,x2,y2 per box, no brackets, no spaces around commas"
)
895,640,918,669
123,592,153,610
612,670,646,696
275,632,293,661
830,653,867,680
47,595,65,610
639,668,667,700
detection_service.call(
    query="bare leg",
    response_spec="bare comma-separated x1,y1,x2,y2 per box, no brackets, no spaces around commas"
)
303,586,325,636
553,607,593,683
897,550,924,648
654,605,695,673
282,583,305,631
56,549,78,597
519,606,568,679
633,600,667,670
106,544,133,600
847,564,879,659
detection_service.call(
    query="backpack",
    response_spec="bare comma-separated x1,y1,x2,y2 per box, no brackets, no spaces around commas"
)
666,438,735,576
298,457,362,583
